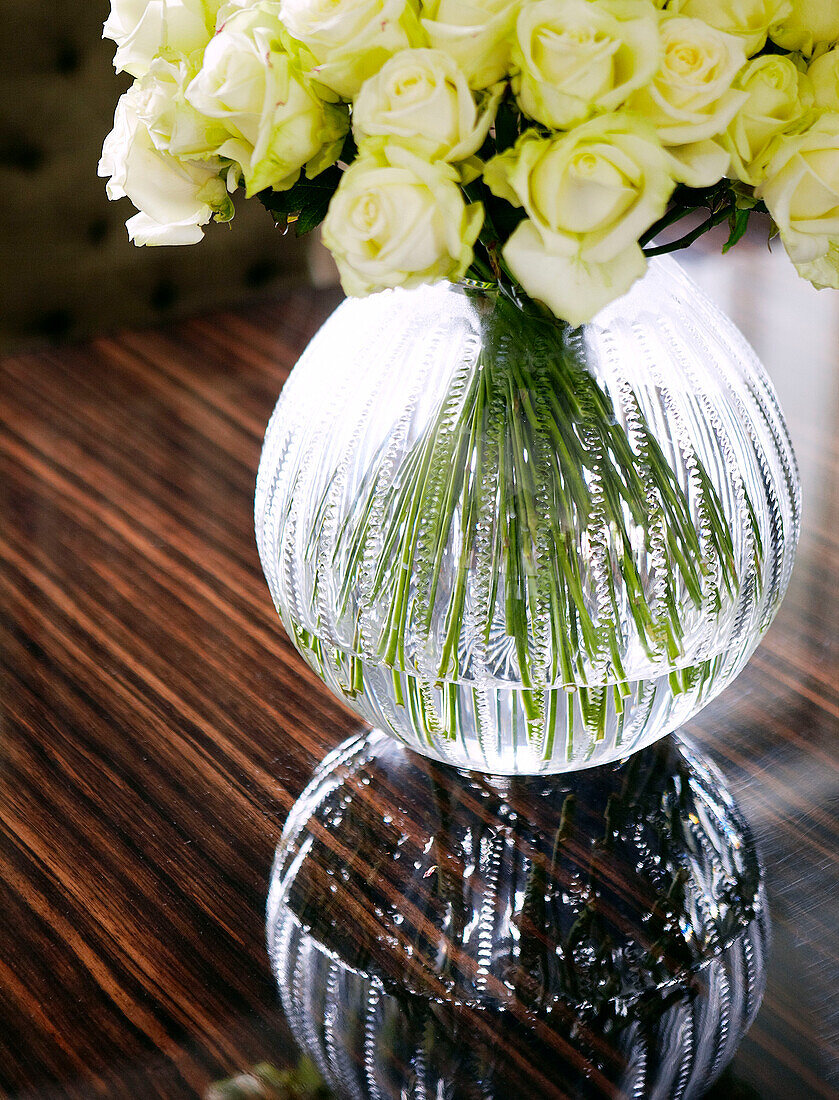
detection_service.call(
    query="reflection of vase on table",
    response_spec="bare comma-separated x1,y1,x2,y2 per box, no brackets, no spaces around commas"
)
256,258,799,774
268,729,768,1100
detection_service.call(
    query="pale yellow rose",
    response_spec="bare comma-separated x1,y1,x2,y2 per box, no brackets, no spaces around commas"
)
770,0,839,57
118,56,225,160
322,145,482,296
353,48,501,162
279,0,424,99
103,0,216,78
485,115,676,325
721,55,813,186
628,15,748,186
809,48,839,113
186,7,348,195
99,75,233,245
420,0,519,89
511,0,661,130
792,240,839,289
672,0,791,57
756,116,839,284
214,0,278,19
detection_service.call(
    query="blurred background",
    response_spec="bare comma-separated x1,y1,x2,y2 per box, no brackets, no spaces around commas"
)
0,1,336,354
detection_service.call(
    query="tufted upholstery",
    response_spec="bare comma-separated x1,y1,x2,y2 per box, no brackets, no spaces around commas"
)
1,1,311,352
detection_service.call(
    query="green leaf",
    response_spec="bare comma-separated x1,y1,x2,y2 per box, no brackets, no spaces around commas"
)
257,164,343,237
723,207,751,254
729,181,761,210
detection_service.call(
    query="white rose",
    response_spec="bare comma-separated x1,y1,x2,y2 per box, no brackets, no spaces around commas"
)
186,8,348,195
628,15,748,186
126,56,231,161
809,48,839,114
322,145,482,296
352,48,501,162
103,0,215,78
770,0,839,57
511,0,662,130
791,240,839,290
673,0,792,57
214,0,278,19
420,0,519,89
500,226,649,326
485,115,676,325
756,116,839,281
721,55,813,186
279,0,424,99
99,78,233,245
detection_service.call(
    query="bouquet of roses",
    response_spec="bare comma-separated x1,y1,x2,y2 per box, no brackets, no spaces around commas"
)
101,0,839,325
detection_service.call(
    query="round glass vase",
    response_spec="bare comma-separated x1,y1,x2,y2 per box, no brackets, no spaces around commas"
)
255,257,799,774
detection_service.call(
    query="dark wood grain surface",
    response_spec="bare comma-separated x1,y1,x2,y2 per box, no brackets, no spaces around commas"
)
0,248,836,1099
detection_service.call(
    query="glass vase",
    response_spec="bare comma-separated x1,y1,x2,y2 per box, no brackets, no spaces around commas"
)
255,257,799,774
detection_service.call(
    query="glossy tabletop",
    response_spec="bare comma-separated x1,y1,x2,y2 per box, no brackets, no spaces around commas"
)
0,246,836,1099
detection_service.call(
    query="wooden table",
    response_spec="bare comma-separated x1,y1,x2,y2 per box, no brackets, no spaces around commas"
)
0,249,836,1098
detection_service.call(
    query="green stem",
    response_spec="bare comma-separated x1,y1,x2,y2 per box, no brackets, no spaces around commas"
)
304,288,752,758
643,208,731,257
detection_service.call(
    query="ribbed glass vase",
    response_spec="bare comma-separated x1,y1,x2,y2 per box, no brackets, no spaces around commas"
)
255,257,799,774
